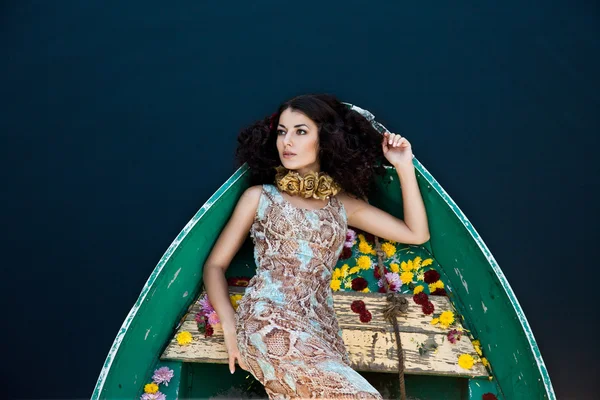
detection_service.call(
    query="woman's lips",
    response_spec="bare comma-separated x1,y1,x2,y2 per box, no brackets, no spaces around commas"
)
283,152,296,158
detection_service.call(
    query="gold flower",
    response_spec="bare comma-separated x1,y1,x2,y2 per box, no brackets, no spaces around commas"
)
301,172,318,198
315,174,339,199
274,166,340,200
277,173,301,196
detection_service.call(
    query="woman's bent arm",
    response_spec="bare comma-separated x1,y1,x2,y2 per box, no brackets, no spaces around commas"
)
202,185,262,335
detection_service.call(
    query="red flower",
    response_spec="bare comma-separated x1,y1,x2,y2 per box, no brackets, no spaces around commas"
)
378,287,386,293
359,310,372,323
351,300,366,313
227,276,251,287
413,292,429,305
338,247,352,260
205,323,214,337
431,288,447,296
424,270,440,284
351,277,368,291
482,394,497,400
422,301,435,315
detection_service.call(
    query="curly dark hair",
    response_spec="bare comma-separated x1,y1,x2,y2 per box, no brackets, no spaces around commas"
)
235,93,387,199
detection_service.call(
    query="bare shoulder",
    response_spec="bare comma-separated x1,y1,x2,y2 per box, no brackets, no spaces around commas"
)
336,191,368,216
240,184,263,206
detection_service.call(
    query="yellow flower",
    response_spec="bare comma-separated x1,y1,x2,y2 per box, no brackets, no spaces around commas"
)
439,311,455,327
341,264,350,277
458,354,474,370
413,256,422,270
390,263,400,273
332,268,342,280
430,318,439,326
176,331,193,346
400,271,414,284
357,256,372,270
362,287,370,293
349,266,361,275
417,272,425,281
144,383,159,394
400,261,411,272
422,258,434,267
482,357,490,367
428,280,445,293
358,240,376,255
472,340,480,347
381,242,396,257
413,285,424,294
229,294,243,310
330,279,341,291
344,279,353,289
474,344,483,356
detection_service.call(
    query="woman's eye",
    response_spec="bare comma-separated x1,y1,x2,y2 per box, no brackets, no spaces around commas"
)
277,130,286,135
297,129,307,135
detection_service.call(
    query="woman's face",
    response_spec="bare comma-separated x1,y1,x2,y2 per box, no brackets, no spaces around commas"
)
276,108,320,175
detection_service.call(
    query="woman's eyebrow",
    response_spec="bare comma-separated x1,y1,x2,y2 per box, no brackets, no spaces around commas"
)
278,124,310,129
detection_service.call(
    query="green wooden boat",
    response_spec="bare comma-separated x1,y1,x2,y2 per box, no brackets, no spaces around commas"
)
92,105,555,400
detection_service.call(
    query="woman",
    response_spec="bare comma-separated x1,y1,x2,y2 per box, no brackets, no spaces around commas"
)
203,94,430,399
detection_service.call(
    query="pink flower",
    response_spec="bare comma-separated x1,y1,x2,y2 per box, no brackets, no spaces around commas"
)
207,311,220,325
378,272,402,293
197,294,215,316
152,366,174,386
141,392,166,400
344,229,357,248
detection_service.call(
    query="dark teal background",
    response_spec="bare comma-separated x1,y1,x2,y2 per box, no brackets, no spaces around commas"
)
1,1,598,399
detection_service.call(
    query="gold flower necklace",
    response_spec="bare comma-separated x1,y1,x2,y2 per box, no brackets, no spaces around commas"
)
274,166,341,200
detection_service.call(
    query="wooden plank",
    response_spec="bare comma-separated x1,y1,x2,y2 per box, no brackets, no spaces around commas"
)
161,288,488,378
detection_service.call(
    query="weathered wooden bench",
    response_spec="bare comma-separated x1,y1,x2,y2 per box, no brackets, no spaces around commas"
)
160,287,488,379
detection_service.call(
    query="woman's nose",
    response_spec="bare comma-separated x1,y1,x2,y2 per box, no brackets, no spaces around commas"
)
282,133,293,147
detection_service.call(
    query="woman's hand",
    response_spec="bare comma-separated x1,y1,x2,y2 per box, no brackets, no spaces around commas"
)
382,131,413,170
223,330,249,374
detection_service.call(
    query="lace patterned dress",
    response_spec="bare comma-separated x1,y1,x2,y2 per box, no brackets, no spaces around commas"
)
235,184,383,399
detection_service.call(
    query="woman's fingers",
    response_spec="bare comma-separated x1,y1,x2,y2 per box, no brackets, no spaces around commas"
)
229,354,236,374
383,132,405,148
229,351,249,374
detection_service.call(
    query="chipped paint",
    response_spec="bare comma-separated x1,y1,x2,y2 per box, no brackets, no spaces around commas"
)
91,165,248,399
454,267,469,294
182,291,188,298
482,301,488,313
413,157,556,399
167,268,181,289
145,328,151,341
